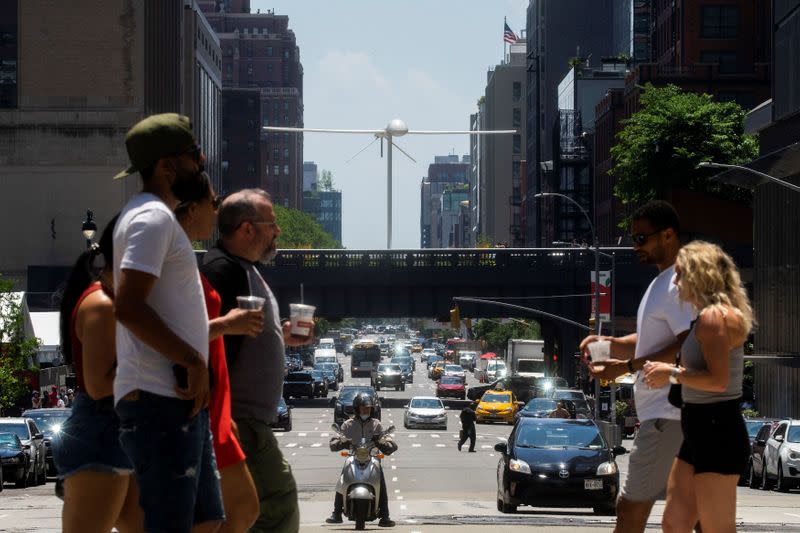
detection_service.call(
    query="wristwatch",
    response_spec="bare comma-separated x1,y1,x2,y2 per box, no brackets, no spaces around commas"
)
669,366,681,385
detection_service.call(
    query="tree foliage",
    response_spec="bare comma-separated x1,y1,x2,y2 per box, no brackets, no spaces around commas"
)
274,205,342,249
472,319,541,352
610,84,758,216
318,169,335,192
0,277,39,410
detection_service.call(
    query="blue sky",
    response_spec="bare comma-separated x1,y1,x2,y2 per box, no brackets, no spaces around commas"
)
251,0,528,249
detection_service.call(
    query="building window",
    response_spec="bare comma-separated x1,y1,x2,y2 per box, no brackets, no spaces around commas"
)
633,13,649,34
265,165,269,176
273,148,279,160
283,148,289,158
700,51,738,73
512,82,521,102
701,5,738,39
247,141,255,152
247,63,253,76
267,64,273,74
512,135,521,155
267,46,273,57
273,165,280,176
247,164,255,174
283,165,289,175
283,49,290,59
512,108,521,127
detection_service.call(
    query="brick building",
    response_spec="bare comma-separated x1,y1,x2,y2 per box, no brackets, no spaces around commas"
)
200,0,304,208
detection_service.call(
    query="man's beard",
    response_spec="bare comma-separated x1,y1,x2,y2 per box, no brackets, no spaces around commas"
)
260,240,278,263
171,167,207,202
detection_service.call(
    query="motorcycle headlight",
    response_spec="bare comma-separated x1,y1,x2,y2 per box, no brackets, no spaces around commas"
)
509,458,531,474
596,461,618,476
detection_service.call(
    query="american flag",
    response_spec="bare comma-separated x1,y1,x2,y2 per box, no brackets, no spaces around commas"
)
504,22,518,44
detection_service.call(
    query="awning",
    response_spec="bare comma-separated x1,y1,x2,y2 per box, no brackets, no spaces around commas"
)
480,352,498,359
28,311,61,348
710,142,800,189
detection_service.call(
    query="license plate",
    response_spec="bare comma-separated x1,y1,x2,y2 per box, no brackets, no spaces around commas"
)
584,479,603,490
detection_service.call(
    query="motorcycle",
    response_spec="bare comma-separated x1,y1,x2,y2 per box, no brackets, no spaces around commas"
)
330,423,396,530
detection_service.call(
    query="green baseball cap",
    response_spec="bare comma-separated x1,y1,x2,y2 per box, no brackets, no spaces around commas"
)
113,113,197,180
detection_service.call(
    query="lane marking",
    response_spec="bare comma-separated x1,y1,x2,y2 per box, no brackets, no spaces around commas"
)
392,477,398,482
436,443,446,448
481,445,492,449
321,433,329,437
391,465,397,470
397,495,404,500
394,489,400,493
785,513,800,519
314,427,319,431
311,443,322,448
412,443,422,448
431,434,440,438
409,434,417,438
400,504,408,511
298,433,307,437
291,452,296,456
286,443,297,448
489,453,495,457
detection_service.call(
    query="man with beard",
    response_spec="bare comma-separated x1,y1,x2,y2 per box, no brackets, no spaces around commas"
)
579,201,693,533
201,189,311,533
111,114,224,532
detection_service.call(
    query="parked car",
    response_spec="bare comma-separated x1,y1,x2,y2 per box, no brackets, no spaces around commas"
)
0,418,46,486
763,419,800,491
443,364,466,380
747,419,781,488
271,397,292,432
475,390,522,425
371,363,405,391
468,376,538,404
314,364,339,391
21,408,71,476
0,432,30,489
332,386,382,426
495,418,625,515
404,397,447,430
310,370,329,398
283,371,316,400
436,376,466,400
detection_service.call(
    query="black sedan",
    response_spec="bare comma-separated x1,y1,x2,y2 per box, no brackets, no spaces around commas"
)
310,370,329,398
495,418,625,515
332,386,382,426
21,408,71,476
315,364,340,390
271,397,292,432
283,372,315,400
0,432,30,489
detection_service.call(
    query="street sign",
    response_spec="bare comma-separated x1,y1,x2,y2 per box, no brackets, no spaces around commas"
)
591,271,611,321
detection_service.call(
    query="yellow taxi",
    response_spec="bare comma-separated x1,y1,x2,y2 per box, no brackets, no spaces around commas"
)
430,360,446,380
475,390,519,425
411,344,423,353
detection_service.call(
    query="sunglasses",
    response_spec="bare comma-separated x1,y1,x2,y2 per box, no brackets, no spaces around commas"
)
177,144,202,161
630,229,664,246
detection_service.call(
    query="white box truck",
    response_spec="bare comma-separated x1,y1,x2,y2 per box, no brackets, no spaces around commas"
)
506,339,546,378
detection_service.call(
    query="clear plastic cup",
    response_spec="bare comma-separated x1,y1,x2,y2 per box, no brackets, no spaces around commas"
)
289,303,316,337
237,295,265,310
588,340,611,362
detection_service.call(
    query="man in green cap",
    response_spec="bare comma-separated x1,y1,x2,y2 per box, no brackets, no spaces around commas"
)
112,113,225,533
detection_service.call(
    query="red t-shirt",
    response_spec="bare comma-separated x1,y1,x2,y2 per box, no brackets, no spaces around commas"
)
70,282,104,393
201,274,246,470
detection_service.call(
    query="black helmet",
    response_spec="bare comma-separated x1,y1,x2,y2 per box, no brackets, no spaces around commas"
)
352,392,374,412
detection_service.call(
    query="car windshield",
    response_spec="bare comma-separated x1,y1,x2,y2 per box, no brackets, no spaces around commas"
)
487,361,506,370
311,370,323,378
287,373,311,381
745,421,765,438
482,393,511,403
379,364,400,372
440,376,463,385
523,398,557,412
445,365,462,372
0,433,20,449
0,423,29,440
410,399,443,409
516,422,605,449
787,426,800,443
340,388,373,403
554,390,583,400
24,411,70,431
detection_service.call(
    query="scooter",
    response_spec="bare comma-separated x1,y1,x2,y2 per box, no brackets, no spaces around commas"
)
330,423,395,530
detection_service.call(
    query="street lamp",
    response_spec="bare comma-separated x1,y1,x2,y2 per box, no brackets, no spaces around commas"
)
81,209,97,249
697,161,800,193
535,192,601,419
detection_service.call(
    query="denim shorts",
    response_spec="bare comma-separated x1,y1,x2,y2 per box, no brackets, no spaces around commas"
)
116,391,225,533
53,393,133,479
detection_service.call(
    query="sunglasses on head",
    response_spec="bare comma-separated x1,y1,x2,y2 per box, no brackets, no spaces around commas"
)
630,229,664,246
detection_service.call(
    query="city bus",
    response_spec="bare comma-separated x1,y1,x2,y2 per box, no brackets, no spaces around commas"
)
350,340,382,378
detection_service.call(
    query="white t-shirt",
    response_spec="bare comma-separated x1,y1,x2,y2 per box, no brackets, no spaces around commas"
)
113,193,209,403
633,265,694,421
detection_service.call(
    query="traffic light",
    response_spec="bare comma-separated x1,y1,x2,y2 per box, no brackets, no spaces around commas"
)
450,305,460,329
553,353,558,362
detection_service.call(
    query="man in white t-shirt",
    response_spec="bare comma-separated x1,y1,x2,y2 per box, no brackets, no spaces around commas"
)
580,201,693,533
111,114,224,533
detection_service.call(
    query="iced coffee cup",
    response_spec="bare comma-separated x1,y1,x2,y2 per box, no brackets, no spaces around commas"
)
289,303,316,337
588,340,611,362
237,295,266,310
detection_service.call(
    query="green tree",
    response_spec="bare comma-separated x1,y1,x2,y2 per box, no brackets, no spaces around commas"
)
610,84,758,220
0,277,40,410
318,169,335,192
274,205,342,249
473,319,541,352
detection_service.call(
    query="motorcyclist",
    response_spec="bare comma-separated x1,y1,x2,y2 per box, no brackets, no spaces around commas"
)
326,392,397,527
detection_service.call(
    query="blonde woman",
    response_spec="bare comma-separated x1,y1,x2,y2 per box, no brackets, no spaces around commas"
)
644,241,753,533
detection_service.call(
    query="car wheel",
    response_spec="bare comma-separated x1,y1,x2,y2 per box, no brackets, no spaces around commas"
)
285,423,292,432
15,469,28,489
748,461,759,489
37,462,47,485
401,384,405,391
498,497,517,513
761,462,772,490
777,461,792,492
593,503,616,516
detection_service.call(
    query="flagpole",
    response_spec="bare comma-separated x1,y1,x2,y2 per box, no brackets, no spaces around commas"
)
504,16,507,64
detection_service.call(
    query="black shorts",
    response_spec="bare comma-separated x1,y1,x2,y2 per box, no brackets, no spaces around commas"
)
678,398,750,475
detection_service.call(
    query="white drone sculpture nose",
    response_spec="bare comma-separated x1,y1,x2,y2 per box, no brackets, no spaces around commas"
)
386,118,409,137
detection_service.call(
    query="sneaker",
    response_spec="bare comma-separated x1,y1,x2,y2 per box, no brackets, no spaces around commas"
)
378,518,396,527
325,512,343,524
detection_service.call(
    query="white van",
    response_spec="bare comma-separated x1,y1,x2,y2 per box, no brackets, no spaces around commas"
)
318,338,335,351
314,348,337,365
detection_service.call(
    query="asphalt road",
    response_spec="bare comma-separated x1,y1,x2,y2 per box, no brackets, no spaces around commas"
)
4,356,800,532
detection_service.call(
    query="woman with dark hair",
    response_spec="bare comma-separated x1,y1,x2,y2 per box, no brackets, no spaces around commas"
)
174,174,261,533
55,216,144,533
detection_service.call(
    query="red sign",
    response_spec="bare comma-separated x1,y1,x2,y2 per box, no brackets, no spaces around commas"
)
590,271,611,321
